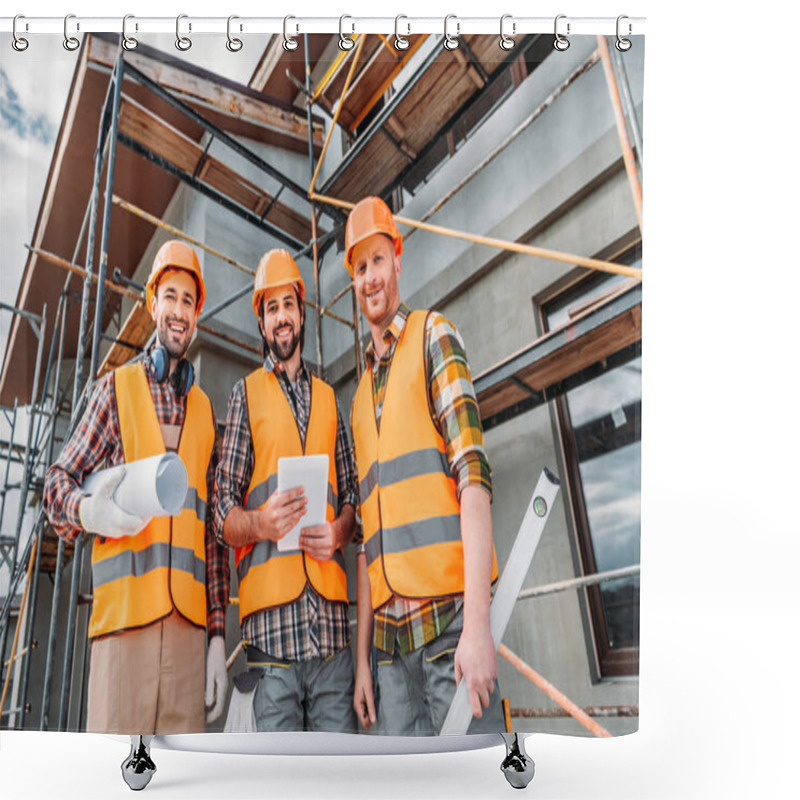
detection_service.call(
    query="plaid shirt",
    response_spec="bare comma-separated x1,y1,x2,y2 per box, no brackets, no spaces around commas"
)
356,304,492,656
214,355,357,661
43,353,229,640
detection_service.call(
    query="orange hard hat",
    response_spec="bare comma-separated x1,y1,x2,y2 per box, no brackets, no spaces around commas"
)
145,240,206,314
252,249,306,317
344,196,403,276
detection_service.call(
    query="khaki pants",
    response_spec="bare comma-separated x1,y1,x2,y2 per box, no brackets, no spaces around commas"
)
86,612,205,734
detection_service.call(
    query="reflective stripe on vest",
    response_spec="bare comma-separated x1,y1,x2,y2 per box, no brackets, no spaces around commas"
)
236,367,347,623
352,310,498,610
88,362,214,639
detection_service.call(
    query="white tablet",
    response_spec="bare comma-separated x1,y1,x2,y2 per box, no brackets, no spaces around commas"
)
276,454,329,552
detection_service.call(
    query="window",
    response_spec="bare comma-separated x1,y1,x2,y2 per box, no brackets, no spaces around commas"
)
540,245,641,678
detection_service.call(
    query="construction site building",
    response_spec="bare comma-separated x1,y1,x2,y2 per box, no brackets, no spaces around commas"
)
0,30,643,737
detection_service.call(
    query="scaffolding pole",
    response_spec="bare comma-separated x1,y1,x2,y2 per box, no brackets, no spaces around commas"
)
309,34,367,197
89,57,123,384
39,287,71,730
597,35,643,232
518,564,640,601
609,44,643,176
56,56,119,733
498,642,613,738
310,192,643,280
16,292,72,730
33,177,94,731
0,401,18,558
0,536,37,725
0,304,46,699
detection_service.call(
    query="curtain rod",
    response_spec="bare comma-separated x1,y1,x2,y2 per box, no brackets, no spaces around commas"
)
0,15,646,37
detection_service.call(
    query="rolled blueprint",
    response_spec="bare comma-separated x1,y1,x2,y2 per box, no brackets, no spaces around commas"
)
82,453,189,518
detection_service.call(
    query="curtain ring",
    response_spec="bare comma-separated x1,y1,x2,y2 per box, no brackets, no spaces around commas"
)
499,14,516,50
63,14,80,51
616,15,632,52
122,14,138,51
339,15,355,51
283,15,298,51
12,14,29,52
226,15,243,52
554,14,570,51
175,14,192,51
443,14,460,51
394,15,410,51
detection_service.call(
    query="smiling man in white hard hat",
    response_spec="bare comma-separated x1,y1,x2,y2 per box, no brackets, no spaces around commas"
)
214,249,358,733
44,240,229,745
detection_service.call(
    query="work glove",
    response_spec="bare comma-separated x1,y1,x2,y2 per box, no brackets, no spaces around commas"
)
79,468,149,538
205,635,229,723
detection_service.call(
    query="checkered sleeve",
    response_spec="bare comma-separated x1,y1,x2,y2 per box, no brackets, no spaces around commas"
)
426,313,492,501
334,397,358,514
43,373,119,543
213,379,254,547
348,400,364,549
205,409,229,639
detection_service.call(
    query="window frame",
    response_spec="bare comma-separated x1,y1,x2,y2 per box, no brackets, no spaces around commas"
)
534,240,642,679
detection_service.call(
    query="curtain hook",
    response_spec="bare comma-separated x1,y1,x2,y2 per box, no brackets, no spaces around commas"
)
63,14,80,51
339,15,355,51
283,16,299,51
554,14,571,51
499,14,516,51
122,14,138,51
616,15,633,51
394,15,410,51
175,13,192,51
226,15,243,52
12,14,29,52
443,14,460,51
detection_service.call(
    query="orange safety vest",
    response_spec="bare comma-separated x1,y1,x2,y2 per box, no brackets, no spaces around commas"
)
352,310,498,611
235,367,347,623
89,362,214,639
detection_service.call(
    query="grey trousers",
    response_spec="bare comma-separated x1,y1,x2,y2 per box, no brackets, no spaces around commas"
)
250,645,357,733
375,612,505,736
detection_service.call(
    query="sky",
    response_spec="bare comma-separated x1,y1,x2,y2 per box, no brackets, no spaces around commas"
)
0,39,73,368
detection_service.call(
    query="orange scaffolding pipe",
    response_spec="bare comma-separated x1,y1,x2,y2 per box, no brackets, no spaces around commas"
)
309,35,367,196
498,643,613,738
312,34,364,101
308,192,642,280
0,536,38,720
597,35,643,233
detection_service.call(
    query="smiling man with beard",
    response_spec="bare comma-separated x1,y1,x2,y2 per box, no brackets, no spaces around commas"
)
215,249,358,733
43,240,230,739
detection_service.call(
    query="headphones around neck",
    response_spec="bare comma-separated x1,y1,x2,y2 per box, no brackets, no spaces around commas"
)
148,345,194,397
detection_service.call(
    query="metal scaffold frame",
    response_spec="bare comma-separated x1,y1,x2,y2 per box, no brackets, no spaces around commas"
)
0,30,643,733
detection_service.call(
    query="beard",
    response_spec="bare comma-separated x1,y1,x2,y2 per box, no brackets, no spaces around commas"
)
267,323,300,361
157,317,190,361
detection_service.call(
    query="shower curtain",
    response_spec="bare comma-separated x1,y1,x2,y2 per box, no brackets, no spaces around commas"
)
0,17,643,748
